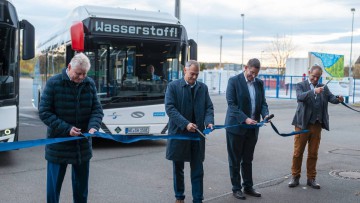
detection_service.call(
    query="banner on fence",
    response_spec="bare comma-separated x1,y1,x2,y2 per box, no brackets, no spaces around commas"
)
309,52,349,96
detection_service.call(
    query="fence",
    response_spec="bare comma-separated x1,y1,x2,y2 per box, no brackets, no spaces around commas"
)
199,71,360,103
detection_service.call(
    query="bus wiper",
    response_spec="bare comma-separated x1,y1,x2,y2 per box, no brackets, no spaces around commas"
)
101,97,125,108
0,76,10,84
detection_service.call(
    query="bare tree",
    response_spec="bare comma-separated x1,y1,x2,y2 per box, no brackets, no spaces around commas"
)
269,34,296,75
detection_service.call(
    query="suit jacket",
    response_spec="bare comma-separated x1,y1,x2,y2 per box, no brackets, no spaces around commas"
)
165,78,214,162
225,73,269,135
292,80,340,131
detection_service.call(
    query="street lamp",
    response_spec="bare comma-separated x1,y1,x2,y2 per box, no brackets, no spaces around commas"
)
241,14,245,69
349,8,355,78
261,50,264,64
220,35,223,69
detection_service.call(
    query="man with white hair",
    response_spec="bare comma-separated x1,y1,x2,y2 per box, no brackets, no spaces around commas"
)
39,53,104,203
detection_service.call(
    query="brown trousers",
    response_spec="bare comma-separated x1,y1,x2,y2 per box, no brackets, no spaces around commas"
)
291,122,322,179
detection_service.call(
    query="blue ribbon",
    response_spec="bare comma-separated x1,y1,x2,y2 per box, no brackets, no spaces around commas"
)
339,102,360,113
91,132,200,143
203,119,309,137
203,122,265,134
0,115,311,152
0,132,200,152
0,136,84,152
268,122,309,137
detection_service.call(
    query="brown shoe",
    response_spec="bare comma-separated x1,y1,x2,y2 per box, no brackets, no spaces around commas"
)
288,176,300,188
175,200,185,203
307,179,320,189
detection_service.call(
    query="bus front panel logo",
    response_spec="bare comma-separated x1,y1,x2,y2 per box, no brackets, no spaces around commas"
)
131,111,145,118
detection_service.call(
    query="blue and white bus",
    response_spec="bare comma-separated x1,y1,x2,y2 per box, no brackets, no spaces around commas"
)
0,0,34,143
33,5,197,136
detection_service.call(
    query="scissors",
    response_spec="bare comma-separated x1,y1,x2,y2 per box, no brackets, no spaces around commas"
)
323,78,333,87
195,128,208,139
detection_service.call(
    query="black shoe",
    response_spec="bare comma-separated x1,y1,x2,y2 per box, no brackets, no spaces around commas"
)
244,188,261,197
288,176,300,188
307,179,320,189
233,190,246,200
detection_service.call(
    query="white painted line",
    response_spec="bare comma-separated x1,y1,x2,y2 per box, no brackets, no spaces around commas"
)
20,106,35,110
20,122,38,127
19,113,38,119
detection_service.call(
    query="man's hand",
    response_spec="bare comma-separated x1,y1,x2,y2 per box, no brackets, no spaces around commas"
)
187,123,198,132
245,118,257,125
314,87,324,94
264,115,271,122
70,127,81,136
337,95,344,102
207,124,214,130
88,128,97,134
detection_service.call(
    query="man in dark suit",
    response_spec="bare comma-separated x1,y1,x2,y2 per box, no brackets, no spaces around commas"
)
288,65,344,189
165,60,214,203
225,58,269,200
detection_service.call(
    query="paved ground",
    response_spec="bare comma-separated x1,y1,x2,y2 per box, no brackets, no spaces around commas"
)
0,78,359,203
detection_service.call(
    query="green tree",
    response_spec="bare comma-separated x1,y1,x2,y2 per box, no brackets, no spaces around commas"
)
200,63,206,71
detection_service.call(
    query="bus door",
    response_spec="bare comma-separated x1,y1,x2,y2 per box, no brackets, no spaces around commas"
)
97,45,111,97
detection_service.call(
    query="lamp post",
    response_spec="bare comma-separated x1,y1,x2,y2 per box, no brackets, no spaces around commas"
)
241,14,245,69
349,8,355,98
350,8,355,77
261,50,264,64
175,0,181,20
220,35,223,69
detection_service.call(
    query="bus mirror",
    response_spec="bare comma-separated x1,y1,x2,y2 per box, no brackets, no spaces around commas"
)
71,22,84,52
20,20,35,60
188,39,197,61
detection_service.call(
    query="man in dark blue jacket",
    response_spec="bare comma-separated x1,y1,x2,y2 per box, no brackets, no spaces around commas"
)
225,58,269,200
165,60,214,203
39,53,103,203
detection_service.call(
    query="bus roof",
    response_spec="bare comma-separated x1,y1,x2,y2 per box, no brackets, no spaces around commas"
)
37,5,181,50
82,5,180,25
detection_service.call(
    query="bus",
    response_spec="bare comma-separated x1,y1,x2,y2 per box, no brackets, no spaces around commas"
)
0,0,35,143
33,5,197,136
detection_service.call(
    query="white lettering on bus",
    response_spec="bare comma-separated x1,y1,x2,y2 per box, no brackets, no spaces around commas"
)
113,25,120,33
105,24,111,32
121,25,127,33
143,27,149,35
94,21,179,38
136,26,142,34
129,26,136,34
95,21,177,37
156,28,163,36
150,26,156,35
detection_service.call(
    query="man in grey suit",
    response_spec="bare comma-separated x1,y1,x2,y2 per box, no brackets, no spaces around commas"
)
288,65,344,189
225,58,269,200
165,60,214,203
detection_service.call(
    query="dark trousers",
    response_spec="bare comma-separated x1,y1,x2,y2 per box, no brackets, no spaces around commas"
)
226,129,258,192
173,141,204,203
47,161,90,203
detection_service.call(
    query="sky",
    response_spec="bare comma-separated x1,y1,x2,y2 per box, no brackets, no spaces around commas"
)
11,0,360,66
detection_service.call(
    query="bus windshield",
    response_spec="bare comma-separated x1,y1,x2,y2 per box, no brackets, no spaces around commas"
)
86,40,182,108
0,26,17,100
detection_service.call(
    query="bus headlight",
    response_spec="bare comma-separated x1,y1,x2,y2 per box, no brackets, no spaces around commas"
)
0,128,15,137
